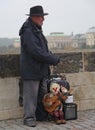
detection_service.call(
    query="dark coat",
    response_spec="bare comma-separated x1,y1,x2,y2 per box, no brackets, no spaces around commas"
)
19,18,59,80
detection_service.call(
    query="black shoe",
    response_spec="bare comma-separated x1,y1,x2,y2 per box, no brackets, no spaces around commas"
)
23,121,36,127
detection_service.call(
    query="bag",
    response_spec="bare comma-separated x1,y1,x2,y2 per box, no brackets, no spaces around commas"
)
63,103,77,120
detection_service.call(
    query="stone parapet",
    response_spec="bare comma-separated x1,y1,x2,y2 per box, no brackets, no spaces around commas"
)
0,51,95,120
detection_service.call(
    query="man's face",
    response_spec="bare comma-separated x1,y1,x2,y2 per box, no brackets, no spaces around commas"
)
31,16,44,26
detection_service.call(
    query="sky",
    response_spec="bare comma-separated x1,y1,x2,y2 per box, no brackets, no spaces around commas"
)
0,0,95,38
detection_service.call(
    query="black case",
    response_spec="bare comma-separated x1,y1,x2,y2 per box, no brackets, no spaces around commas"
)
63,103,77,120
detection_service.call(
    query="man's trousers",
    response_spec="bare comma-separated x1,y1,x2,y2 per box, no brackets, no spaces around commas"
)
23,79,48,123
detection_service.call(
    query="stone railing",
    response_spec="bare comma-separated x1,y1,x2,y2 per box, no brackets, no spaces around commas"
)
0,52,95,120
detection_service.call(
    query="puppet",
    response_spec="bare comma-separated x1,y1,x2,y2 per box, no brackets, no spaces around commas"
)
43,82,68,124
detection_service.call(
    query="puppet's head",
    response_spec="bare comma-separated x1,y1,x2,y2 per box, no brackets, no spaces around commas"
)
60,86,68,96
61,86,68,93
50,82,60,95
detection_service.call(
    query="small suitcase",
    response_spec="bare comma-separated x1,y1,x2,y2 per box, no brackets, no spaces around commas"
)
63,103,77,120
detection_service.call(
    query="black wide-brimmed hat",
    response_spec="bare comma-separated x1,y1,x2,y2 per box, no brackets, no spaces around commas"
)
26,5,48,16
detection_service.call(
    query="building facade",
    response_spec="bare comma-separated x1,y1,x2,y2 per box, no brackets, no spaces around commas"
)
86,27,95,46
72,34,86,49
46,32,73,50
46,32,86,50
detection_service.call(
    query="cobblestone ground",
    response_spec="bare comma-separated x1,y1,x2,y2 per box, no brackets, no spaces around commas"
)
0,110,95,130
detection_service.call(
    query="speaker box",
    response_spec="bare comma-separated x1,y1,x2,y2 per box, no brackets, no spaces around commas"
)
63,103,77,120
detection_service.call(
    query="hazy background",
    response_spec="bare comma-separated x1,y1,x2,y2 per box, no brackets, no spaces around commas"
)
0,0,95,37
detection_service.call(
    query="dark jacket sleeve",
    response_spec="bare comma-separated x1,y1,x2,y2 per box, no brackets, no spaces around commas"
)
22,29,60,65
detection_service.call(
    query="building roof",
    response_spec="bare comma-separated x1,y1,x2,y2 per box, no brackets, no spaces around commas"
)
49,32,64,36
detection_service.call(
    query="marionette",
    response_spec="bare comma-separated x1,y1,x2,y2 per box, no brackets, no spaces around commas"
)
43,82,68,124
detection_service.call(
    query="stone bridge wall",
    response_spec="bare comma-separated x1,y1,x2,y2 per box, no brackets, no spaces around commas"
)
0,52,95,120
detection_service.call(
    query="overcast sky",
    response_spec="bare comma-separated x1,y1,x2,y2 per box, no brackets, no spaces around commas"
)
0,0,95,38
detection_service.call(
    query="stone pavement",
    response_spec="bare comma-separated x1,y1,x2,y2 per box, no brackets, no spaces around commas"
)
0,109,95,130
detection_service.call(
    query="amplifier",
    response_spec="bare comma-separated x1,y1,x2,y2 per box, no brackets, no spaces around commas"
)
63,103,77,120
